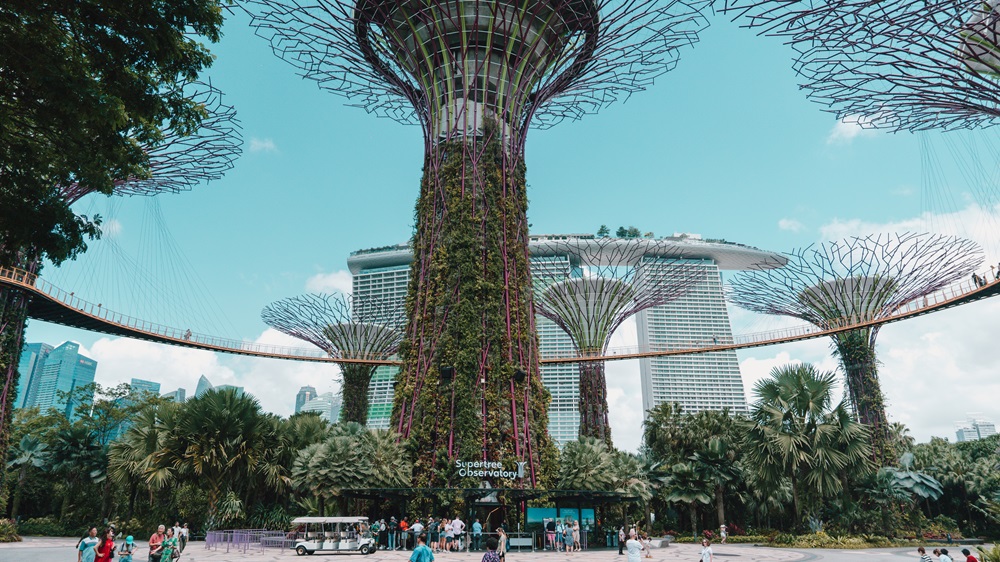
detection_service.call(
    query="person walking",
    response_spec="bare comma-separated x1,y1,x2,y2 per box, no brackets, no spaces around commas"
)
719,524,727,544
119,536,136,562
618,526,625,556
148,525,166,562
496,527,508,562
78,527,100,562
159,528,178,562
95,528,116,562
941,548,954,562
962,548,980,562
699,538,714,562
472,518,483,551
179,525,189,553
409,534,434,562
918,547,934,562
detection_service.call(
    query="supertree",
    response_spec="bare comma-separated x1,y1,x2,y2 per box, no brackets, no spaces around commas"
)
727,232,983,464
245,0,712,488
721,0,1000,131
261,293,405,424
0,83,241,473
531,237,703,446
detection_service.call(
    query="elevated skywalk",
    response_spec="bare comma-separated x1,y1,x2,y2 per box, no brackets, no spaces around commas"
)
3,265,998,365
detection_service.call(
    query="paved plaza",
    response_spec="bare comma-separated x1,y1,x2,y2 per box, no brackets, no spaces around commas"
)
4,536,988,562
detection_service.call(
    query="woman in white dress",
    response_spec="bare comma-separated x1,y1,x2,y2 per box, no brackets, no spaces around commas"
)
700,538,714,562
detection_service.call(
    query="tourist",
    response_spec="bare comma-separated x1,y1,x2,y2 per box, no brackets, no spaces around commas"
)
452,515,466,551
572,519,580,552
618,526,625,556
962,548,979,562
95,528,116,562
410,534,434,562
472,518,483,551
388,517,399,550
719,524,727,544
546,519,557,552
554,520,564,552
119,536,136,562
78,527,100,562
438,518,448,553
625,531,642,562
496,526,508,562
700,538,714,562
400,517,410,550
443,518,453,551
148,525,166,562
941,548,954,562
918,547,934,562
172,522,181,543
562,520,572,554
481,537,501,562
179,524,189,553
412,519,425,543
160,528,178,562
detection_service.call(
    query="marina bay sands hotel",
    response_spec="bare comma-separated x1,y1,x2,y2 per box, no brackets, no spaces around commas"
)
346,233,782,446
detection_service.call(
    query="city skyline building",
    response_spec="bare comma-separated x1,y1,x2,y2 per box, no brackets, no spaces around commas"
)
161,388,187,403
16,341,98,419
195,375,214,397
295,385,318,414
956,416,997,442
15,342,53,409
300,391,343,423
129,378,161,397
347,234,780,446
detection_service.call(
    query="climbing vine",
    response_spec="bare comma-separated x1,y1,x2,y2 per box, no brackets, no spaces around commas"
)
340,364,377,425
833,328,891,465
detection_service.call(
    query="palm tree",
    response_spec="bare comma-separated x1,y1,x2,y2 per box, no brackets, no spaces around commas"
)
364,429,411,488
558,437,616,491
49,425,103,519
663,462,711,538
7,435,48,519
108,403,181,519
162,388,270,527
742,363,873,523
690,436,741,528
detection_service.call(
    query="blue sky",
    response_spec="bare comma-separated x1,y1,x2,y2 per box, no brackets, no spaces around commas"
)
24,9,1000,451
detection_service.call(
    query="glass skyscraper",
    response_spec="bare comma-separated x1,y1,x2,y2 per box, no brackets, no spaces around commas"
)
15,342,53,409
295,385,318,414
16,341,97,418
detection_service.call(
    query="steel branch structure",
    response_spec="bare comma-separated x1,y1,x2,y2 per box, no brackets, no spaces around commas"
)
245,0,711,489
0,82,241,469
262,293,404,424
727,232,983,463
722,0,1000,131
532,237,703,445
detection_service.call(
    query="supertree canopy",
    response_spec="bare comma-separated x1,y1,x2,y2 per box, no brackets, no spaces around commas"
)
532,237,703,446
727,232,983,464
0,82,241,475
261,293,404,424
722,0,1000,131
246,0,712,488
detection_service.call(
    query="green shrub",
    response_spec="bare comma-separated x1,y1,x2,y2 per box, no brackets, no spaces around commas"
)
978,545,1000,562
0,519,21,542
18,516,71,537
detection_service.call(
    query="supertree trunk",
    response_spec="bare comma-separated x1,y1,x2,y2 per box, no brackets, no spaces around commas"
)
833,328,891,465
393,124,556,489
0,258,37,512
577,361,612,446
340,363,376,425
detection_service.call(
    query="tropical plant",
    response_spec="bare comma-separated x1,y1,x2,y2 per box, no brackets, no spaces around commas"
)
558,437,616,491
6,435,49,519
742,363,873,523
365,429,412,488
691,436,741,527
662,462,711,538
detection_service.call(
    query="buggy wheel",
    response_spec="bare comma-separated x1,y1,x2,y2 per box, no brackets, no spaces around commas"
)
296,546,307,556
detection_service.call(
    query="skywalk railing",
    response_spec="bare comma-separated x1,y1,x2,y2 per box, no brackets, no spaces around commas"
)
2,265,995,364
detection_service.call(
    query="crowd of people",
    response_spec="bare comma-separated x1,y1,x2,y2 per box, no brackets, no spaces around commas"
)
75,522,190,562
919,546,981,562
370,515,499,553
543,518,583,552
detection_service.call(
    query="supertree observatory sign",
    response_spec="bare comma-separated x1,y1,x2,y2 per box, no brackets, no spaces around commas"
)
456,459,527,480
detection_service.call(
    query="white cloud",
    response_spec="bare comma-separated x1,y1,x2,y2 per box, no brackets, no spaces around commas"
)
778,218,805,232
249,137,278,153
305,270,353,294
103,218,123,239
80,328,340,417
605,316,644,453
826,113,886,145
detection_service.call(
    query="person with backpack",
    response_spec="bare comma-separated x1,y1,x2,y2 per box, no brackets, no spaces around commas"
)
388,517,399,551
